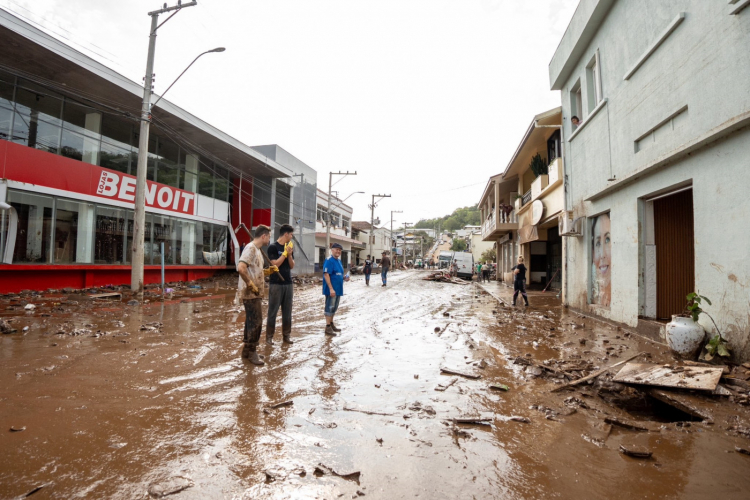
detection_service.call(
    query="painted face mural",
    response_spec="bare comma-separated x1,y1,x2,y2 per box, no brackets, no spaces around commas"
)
591,213,611,307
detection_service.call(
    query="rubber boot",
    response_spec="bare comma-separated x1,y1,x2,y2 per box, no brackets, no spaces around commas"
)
265,326,275,346
248,350,265,366
330,322,341,333
325,324,337,336
241,343,252,359
282,327,294,344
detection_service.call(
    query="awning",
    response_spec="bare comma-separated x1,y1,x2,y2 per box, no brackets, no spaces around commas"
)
518,225,539,244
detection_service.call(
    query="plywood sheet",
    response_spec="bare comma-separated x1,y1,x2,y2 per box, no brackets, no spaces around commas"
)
613,363,722,391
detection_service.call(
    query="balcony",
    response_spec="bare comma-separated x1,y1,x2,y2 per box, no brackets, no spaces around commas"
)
481,209,518,240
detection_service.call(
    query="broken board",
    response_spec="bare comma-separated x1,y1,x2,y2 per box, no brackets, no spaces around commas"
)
613,363,723,391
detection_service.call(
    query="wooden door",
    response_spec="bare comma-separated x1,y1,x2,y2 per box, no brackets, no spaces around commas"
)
654,190,694,320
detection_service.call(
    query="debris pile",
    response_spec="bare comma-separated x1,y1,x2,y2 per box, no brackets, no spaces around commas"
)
423,271,470,285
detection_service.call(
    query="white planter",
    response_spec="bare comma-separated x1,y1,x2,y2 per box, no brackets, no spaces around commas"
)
666,315,705,359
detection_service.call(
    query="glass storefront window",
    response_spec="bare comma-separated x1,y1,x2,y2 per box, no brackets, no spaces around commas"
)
0,70,14,141
61,100,101,165
9,191,54,263
54,199,94,264
152,215,176,265
95,206,126,264
182,154,199,193
12,84,63,154
198,161,214,197
176,219,197,265
214,165,229,202
100,115,134,174
125,213,152,265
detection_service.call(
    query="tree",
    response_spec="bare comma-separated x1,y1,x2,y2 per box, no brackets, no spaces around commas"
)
414,204,481,230
480,247,496,263
451,239,467,252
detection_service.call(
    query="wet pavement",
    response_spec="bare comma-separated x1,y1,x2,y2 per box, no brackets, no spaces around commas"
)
2,270,750,499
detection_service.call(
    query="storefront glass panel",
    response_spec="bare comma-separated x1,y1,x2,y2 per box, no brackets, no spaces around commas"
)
0,71,14,141
152,215,176,265
95,206,126,264
12,85,63,154
61,100,101,165
198,161,214,197
8,191,53,263
54,199,94,264
100,115,134,174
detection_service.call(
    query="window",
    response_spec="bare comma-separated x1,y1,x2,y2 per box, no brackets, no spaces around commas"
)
586,50,603,113
94,205,126,264
198,160,215,197
152,215,176,265
54,199,94,264
0,70,15,141
213,165,230,202
13,82,64,155
100,116,134,174
155,136,181,188
570,80,583,127
182,154,199,193
9,191,53,263
61,99,101,165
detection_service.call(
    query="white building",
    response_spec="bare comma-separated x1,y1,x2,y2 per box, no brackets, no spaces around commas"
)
315,189,362,270
549,0,750,358
352,221,392,264
469,231,495,265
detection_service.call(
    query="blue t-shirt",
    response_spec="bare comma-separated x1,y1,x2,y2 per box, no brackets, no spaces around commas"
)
322,256,345,296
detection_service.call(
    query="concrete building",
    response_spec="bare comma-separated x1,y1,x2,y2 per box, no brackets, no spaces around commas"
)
469,231,495,266
315,190,360,270
0,10,317,292
549,0,750,358
353,222,393,264
479,107,564,288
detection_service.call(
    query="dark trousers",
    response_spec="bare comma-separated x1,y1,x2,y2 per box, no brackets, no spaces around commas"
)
513,279,528,304
381,267,389,284
267,284,293,338
364,271,371,284
482,270,490,282
243,298,263,348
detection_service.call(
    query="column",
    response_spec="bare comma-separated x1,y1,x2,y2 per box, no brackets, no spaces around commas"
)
75,203,94,263
82,112,102,165
185,155,199,193
270,178,277,236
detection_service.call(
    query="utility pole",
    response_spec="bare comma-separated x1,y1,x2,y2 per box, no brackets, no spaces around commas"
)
326,171,357,258
403,222,412,264
390,210,402,266
131,0,197,294
369,194,391,263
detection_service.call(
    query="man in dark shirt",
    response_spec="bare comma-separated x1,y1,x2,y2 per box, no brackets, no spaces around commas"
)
511,255,529,307
266,224,295,345
380,251,391,286
363,254,373,286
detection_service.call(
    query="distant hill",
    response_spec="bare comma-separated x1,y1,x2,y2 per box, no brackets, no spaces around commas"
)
414,205,480,231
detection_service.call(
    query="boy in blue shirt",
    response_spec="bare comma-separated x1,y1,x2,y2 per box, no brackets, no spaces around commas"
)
323,243,349,335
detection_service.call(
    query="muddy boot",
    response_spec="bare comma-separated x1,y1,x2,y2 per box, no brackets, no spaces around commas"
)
330,322,341,333
325,324,337,336
241,343,252,359
282,335,294,344
265,326,275,346
248,351,265,366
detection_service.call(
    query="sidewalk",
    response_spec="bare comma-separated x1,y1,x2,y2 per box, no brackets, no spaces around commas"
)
476,279,562,308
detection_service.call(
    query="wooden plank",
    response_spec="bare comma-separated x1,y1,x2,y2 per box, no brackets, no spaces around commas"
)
550,352,644,392
88,292,122,299
613,362,722,391
440,367,481,380
647,389,712,421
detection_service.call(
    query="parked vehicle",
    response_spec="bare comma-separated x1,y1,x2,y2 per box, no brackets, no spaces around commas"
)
438,251,454,269
452,252,474,280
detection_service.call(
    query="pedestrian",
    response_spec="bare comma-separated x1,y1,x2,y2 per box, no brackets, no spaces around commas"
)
266,224,295,346
323,243,349,335
380,251,391,286
476,262,482,281
363,254,373,286
511,256,529,307
482,262,490,282
237,224,278,365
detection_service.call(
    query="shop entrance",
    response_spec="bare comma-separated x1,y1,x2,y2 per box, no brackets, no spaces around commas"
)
546,226,562,289
652,189,695,320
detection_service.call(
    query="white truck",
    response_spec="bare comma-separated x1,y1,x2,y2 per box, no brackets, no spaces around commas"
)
438,251,454,269
452,252,475,280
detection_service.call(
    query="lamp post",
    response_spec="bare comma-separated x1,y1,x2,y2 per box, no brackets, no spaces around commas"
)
326,172,356,259
390,210,401,265
368,194,391,264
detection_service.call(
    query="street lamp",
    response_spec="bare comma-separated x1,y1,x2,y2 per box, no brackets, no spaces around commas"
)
368,193,391,263
326,172,357,257
326,190,363,258
151,47,226,109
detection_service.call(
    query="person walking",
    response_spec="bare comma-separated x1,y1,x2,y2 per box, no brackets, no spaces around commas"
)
363,254,373,286
380,251,391,286
266,224,295,346
511,256,529,307
476,262,482,281
237,225,277,365
482,262,491,283
323,243,349,335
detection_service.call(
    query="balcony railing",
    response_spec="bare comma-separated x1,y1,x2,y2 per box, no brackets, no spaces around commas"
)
481,209,517,239
522,189,532,206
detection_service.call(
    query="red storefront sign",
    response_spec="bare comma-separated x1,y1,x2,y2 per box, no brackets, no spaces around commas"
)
1,139,196,216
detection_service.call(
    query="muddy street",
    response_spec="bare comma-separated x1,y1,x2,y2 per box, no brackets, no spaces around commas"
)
2,270,750,499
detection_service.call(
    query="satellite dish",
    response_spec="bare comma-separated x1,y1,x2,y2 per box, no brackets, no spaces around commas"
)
531,200,545,226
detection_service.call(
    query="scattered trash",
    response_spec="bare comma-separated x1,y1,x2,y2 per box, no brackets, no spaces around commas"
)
440,367,481,380
0,319,16,334
343,407,393,416
127,300,139,306
613,362,723,391
451,417,492,427
266,400,294,410
735,446,750,456
147,476,194,498
508,416,531,423
619,445,652,459
551,352,644,392
489,384,510,392
24,304,36,311
604,416,650,432
10,425,26,432
435,378,458,392
88,292,122,300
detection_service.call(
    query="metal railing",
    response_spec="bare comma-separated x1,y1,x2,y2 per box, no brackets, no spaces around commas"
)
522,189,532,206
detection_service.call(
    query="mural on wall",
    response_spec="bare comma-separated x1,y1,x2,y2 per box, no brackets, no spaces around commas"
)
591,213,611,307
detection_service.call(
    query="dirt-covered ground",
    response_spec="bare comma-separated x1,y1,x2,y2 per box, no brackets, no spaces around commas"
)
1,270,749,499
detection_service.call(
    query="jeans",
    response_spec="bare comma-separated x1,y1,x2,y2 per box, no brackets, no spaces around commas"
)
364,271,371,284
381,266,389,284
243,298,263,346
324,295,341,317
267,284,293,337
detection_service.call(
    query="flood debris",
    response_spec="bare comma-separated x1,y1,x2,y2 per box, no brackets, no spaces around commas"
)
10,425,26,432
646,389,711,421
450,417,492,426
619,445,652,459
266,400,294,410
19,483,49,497
88,292,122,300
551,352,645,392
24,304,36,311
147,476,194,498
1,318,17,334
489,384,510,392
613,362,724,391
508,416,531,423
735,446,750,456
313,463,361,483
604,416,651,432
435,378,458,392
343,406,393,416
440,367,481,380
423,272,470,285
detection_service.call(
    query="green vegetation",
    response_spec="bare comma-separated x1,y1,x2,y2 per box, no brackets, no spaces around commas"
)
480,247,496,263
414,205,481,232
530,153,548,178
451,239,467,252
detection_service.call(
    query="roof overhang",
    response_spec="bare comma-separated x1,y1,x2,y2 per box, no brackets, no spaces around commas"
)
502,107,562,178
0,9,291,179
549,0,616,90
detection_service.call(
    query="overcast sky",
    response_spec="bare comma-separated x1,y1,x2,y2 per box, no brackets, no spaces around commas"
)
1,0,577,228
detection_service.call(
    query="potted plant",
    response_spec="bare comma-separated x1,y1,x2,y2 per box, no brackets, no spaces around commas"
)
666,293,729,360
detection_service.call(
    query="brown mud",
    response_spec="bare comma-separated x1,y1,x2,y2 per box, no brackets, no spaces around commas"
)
1,271,749,499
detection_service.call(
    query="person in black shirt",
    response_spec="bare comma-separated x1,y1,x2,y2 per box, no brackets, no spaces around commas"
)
363,254,373,286
266,224,295,345
511,256,529,307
